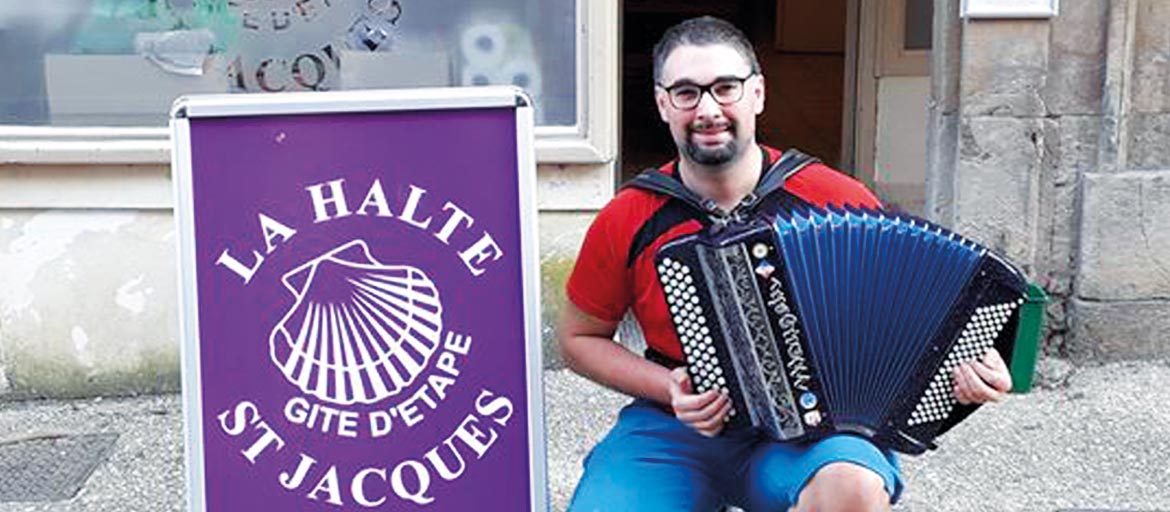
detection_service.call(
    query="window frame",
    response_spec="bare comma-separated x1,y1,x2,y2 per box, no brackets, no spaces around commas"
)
0,0,616,167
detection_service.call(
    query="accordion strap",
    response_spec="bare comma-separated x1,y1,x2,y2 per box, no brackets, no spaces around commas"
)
623,166,721,217
624,148,819,223
754,148,819,203
644,346,685,369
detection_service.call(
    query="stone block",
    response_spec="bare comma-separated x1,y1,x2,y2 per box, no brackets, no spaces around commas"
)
1130,0,1170,113
1043,0,1108,115
0,210,179,398
1078,172,1170,300
1068,299,1170,362
1126,112,1170,170
960,20,1050,117
953,117,1044,266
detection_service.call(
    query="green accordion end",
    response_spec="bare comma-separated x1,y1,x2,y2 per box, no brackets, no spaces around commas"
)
1009,283,1048,394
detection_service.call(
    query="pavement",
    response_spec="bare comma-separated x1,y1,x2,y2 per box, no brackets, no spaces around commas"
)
1,361,1169,512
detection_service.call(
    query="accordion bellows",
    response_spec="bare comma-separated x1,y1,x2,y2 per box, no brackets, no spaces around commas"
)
656,206,1027,454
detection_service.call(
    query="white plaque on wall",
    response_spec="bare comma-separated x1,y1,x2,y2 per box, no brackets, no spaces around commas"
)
961,0,1059,18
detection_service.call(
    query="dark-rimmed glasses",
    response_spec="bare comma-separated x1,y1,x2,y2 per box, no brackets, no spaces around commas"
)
656,74,756,110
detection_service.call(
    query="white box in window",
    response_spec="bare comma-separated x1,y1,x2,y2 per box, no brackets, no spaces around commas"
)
44,54,228,126
338,51,451,90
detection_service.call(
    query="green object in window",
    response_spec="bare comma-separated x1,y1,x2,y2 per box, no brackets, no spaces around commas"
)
185,0,240,53
72,0,238,54
1009,283,1048,394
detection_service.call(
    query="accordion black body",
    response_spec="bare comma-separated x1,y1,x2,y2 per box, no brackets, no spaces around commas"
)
655,206,1028,454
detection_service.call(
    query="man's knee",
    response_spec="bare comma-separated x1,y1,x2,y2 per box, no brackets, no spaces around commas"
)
793,462,889,512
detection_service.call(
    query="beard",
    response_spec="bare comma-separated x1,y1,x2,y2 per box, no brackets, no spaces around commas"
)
681,120,740,167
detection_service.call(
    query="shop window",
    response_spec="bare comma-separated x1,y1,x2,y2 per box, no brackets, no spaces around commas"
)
0,0,609,163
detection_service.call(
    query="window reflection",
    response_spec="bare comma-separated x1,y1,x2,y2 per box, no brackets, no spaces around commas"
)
0,0,576,126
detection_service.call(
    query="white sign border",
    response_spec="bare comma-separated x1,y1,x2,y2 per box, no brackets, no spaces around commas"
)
171,86,548,512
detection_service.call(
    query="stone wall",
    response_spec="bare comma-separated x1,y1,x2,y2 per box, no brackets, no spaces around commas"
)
928,0,1170,363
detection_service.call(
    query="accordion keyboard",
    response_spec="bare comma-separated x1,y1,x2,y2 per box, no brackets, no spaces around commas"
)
658,257,734,415
908,300,1023,426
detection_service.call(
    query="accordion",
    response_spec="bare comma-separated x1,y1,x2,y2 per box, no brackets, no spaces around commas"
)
655,206,1029,454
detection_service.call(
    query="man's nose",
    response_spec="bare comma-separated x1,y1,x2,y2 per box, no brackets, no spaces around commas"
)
693,90,723,117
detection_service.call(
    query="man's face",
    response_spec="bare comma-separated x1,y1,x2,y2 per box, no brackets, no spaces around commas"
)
656,44,765,169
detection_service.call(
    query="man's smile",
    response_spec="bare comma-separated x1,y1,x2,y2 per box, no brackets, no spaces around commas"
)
689,120,734,145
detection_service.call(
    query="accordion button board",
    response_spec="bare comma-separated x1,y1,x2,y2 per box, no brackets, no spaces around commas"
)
656,206,1029,455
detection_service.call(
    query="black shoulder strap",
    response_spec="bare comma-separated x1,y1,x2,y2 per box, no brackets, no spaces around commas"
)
744,149,820,218
620,171,715,267
755,148,818,200
624,148,820,216
619,149,821,266
623,168,720,217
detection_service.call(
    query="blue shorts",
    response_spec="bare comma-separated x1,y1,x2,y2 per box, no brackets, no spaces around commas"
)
568,399,902,512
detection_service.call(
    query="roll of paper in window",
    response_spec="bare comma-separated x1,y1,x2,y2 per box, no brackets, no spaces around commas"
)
460,23,508,68
500,58,542,97
461,66,500,87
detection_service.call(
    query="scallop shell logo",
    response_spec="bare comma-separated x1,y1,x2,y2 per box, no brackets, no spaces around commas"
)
269,240,443,405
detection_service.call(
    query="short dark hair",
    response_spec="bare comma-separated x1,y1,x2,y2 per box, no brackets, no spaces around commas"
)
652,16,761,84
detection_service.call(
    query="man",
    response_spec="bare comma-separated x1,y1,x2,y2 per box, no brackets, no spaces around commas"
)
558,16,1014,512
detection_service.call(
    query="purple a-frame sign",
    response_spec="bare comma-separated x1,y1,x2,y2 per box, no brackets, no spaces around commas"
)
171,87,546,511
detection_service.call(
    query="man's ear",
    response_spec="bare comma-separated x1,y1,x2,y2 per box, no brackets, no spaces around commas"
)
752,75,766,115
655,89,671,122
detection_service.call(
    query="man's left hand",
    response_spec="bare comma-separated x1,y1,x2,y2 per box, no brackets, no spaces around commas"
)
953,349,1013,405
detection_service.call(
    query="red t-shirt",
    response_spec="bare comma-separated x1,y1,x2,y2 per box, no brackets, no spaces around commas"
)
565,146,882,362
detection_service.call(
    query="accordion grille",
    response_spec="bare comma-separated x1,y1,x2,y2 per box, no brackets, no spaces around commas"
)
908,299,1022,426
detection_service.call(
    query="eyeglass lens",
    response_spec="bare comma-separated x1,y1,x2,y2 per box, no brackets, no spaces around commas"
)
670,79,745,109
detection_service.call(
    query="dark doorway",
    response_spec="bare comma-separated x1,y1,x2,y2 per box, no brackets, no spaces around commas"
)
620,0,849,181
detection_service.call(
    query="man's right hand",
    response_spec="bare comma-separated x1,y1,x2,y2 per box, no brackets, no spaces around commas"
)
668,367,732,437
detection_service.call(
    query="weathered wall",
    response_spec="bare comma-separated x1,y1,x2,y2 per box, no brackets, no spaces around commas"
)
0,209,179,397
928,0,1170,363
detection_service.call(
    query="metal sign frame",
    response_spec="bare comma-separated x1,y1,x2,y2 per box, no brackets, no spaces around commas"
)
172,86,546,511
